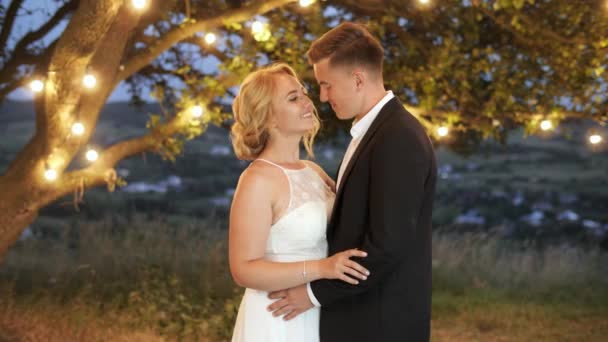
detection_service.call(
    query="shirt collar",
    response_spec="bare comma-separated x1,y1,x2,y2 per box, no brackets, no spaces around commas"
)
349,91,394,139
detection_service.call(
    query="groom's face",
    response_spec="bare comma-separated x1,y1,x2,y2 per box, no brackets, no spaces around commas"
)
313,58,360,120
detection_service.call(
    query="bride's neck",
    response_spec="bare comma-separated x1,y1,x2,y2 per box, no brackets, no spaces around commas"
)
260,134,301,164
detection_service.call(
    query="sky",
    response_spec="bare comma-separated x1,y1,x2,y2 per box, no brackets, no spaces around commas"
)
2,0,149,102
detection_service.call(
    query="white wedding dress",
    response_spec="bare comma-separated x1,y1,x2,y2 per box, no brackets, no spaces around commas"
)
231,158,335,342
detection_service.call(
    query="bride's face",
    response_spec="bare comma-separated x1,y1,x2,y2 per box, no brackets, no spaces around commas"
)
269,74,315,136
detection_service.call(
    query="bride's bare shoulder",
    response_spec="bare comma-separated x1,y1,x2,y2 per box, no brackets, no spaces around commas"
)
236,161,284,192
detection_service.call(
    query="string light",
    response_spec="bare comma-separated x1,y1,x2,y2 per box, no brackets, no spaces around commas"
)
437,126,449,137
540,120,553,131
589,134,603,145
251,21,271,42
86,149,99,162
72,122,85,136
204,33,217,45
83,73,97,89
191,105,204,118
29,79,44,93
251,21,265,34
44,168,58,182
299,0,316,7
131,0,148,10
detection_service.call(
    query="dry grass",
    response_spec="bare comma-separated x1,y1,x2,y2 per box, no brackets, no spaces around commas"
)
431,299,608,341
0,300,165,342
1,216,606,341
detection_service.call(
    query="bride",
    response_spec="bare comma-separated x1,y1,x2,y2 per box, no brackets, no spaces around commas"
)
229,63,369,342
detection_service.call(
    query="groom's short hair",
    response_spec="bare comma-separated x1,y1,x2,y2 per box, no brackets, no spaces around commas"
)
307,22,383,74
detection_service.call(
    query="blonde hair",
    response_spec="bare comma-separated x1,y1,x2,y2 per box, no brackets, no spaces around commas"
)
231,63,320,160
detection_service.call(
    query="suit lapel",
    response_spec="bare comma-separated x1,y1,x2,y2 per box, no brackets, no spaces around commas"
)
328,97,402,234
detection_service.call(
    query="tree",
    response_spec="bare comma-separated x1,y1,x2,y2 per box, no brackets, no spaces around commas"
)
0,0,606,259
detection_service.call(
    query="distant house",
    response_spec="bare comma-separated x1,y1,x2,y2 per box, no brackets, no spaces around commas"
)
454,209,486,226
19,226,34,241
122,175,183,193
512,191,525,206
209,144,231,156
209,196,231,208
557,210,579,222
521,210,544,226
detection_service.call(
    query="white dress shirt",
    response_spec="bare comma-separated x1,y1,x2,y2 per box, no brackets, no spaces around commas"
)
306,91,395,307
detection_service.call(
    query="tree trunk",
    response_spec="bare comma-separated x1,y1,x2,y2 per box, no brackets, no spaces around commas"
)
0,177,41,262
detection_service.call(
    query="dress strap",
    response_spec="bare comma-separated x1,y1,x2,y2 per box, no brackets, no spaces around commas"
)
254,158,287,171
254,158,293,219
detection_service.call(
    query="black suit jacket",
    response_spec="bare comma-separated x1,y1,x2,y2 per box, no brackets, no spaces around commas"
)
310,97,437,342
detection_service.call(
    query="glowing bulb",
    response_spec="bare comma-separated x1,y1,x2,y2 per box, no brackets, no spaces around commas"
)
251,21,271,42
299,0,315,7
83,74,97,89
29,79,44,93
191,105,204,118
589,134,603,145
437,126,449,137
72,122,85,136
44,168,58,181
540,120,553,131
252,21,265,34
204,33,217,45
132,0,148,10
418,0,430,4
86,149,99,162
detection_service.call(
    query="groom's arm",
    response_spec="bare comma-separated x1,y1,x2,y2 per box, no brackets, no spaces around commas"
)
310,125,432,306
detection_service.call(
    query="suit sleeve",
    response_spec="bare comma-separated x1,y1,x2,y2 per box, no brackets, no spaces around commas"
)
310,124,431,305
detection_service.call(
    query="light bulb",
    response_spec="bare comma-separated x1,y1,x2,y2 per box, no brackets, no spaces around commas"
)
589,134,603,145
299,0,316,7
252,21,265,34
44,168,58,181
132,0,148,10
191,105,204,118
437,126,449,137
204,33,217,45
419,0,430,4
83,74,97,89
86,149,99,162
29,79,44,93
72,122,85,136
540,120,552,131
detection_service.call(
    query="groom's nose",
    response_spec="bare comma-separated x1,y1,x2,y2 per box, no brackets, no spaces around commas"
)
319,87,328,103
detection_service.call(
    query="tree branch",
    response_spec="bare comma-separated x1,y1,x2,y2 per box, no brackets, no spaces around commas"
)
0,0,25,56
115,0,295,87
11,0,78,55
58,110,188,197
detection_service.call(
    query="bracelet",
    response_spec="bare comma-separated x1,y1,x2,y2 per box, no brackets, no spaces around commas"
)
301,260,307,281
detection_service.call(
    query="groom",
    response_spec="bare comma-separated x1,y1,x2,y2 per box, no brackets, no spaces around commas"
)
268,22,437,341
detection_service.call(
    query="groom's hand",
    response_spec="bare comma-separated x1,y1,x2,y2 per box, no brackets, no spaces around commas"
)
267,284,313,321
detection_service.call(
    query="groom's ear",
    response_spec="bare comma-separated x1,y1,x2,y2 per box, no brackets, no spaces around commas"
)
353,70,365,90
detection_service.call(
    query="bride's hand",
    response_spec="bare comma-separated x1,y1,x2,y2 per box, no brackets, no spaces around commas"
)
320,249,369,284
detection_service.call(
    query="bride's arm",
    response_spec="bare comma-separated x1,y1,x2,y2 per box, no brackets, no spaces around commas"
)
229,166,367,292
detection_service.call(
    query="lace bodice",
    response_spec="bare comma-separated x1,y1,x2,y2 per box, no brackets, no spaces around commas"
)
254,159,335,262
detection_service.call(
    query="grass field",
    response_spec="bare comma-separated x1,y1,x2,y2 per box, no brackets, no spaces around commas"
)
1,215,606,341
